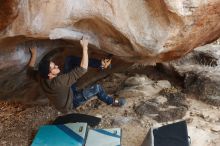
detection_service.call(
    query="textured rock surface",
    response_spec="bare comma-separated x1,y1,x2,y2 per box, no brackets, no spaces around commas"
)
117,75,171,98
170,44,220,105
0,0,220,102
1,0,220,62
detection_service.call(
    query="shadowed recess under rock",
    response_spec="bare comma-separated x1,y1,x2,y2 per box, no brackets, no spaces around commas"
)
0,39,132,103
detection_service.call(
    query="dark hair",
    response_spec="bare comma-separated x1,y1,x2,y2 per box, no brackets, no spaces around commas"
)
38,59,50,79
107,54,113,59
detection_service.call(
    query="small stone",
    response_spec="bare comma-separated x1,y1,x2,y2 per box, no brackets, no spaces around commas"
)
111,116,133,126
185,118,193,123
211,106,217,110
154,96,167,104
156,80,171,89
95,114,102,118
211,125,220,132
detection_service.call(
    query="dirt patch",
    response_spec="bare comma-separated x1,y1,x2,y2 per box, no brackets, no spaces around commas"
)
0,102,59,146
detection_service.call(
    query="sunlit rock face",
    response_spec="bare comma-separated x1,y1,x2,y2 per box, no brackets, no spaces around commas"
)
1,0,220,61
0,0,220,102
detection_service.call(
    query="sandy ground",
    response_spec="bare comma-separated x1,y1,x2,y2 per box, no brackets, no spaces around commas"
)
0,73,220,146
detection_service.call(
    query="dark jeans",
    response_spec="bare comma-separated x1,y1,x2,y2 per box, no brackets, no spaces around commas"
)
64,56,113,108
72,84,113,108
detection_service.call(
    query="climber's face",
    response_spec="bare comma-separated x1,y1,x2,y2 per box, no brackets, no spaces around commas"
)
48,61,60,78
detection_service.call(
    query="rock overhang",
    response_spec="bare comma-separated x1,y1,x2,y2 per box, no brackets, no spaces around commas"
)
1,0,220,62
0,0,220,102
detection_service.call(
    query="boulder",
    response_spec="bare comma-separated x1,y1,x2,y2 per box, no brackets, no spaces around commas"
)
0,0,220,102
170,44,220,105
117,75,171,98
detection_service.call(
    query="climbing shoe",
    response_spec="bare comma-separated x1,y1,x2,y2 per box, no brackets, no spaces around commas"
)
112,97,126,107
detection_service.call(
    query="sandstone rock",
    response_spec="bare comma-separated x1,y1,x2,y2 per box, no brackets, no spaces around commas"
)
135,100,188,122
111,116,133,126
154,95,168,105
118,75,172,98
170,44,220,105
135,101,159,116
118,75,156,98
0,0,220,102
118,83,161,98
1,0,220,62
155,80,171,89
211,125,220,132
156,107,187,122
124,76,151,86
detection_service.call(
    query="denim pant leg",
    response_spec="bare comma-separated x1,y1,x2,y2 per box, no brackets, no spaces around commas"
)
72,91,87,108
82,84,114,105
73,84,113,108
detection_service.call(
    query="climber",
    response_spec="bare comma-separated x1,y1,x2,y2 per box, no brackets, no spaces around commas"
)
27,36,126,112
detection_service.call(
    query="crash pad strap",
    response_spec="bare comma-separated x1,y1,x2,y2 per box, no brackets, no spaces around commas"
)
94,129,121,139
56,125,84,144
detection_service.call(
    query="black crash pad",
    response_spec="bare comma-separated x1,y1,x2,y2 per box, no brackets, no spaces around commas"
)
52,113,101,127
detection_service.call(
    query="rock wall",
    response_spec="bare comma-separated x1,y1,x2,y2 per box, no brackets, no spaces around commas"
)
0,0,220,102
1,0,220,62
169,44,220,105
